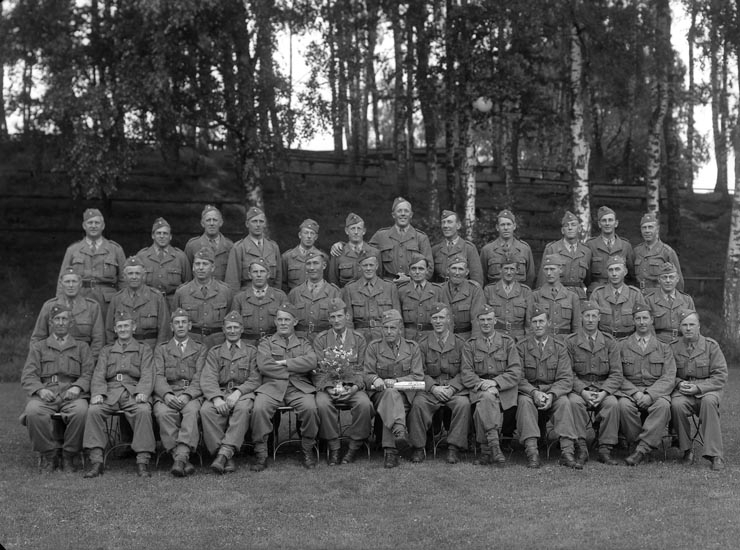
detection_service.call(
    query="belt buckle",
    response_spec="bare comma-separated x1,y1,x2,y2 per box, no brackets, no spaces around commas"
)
51,375,58,383
227,381,234,391
308,322,314,333
370,319,377,328
115,373,124,382
639,279,645,291
417,323,423,332
260,330,266,339
505,321,511,332
182,379,190,388
671,329,678,338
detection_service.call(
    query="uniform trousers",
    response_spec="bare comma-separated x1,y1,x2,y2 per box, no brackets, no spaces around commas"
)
470,391,506,444
251,388,319,445
618,396,670,450
369,388,412,448
516,394,577,443
316,391,373,444
408,392,470,449
569,393,619,446
24,397,88,454
153,399,202,456
200,395,253,457
671,394,723,458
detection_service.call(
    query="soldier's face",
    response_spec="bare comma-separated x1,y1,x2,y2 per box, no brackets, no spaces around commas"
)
360,259,377,279
51,312,71,338
447,263,468,285
431,309,450,334
124,266,144,289
562,220,580,240
501,264,517,283
531,315,549,338
497,218,515,239
193,259,215,281
201,212,223,237
659,272,677,293
345,222,366,243
305,257,325,282
83,216,104,239
247,215,266,237
634,311,653,335
250,264,269,288
223,321,243,342
275,311,297,335
115,320,135,341
299,228,317,248
171,316,191,339
329,310,347,331
60,274,81,297
607,264,625,285
680,314,700,341
441,215,460,238
382,321,402,344
544,265,561,284
409,261,427,283
153,227,171,248
598,214,618,235
582,310,600,332
392,203,412,228
641,222,658,244
478,312,496,336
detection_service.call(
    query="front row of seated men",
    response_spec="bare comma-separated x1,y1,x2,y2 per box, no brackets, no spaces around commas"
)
21,293,727,476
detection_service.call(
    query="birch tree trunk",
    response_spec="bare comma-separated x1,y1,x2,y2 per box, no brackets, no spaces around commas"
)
462,114,476,240
723,120,740,345
390,2,409,197
569,17,591,238
686,0,697,192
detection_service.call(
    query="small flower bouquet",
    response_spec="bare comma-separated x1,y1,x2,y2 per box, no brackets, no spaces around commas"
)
319,346,356,395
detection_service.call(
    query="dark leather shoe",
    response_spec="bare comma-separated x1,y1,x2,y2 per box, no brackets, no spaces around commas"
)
559,452,582,469
250,457,267,472
575,446,589,467
61,454,77,473
210,454,227,474
83,462,104,478
328,449,341,466
383,450,400,469
39,454,56,474
393,429,410,454
183,460,196,476
490,444,506,468
170,459,186,477
224,458,236,473
473,453,493,466
625,450,646,466
526,450,541,469
136,463,151,477
711,457,725,471
302,450,317,469
597,448,620,466
341,447,359,464
681,449,695,465
411,448,425,463
446,447,460,465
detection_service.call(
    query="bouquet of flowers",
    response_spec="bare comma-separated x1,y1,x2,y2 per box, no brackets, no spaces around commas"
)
318,346,356,395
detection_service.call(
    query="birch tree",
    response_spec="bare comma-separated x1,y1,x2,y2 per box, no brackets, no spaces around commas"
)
569,9,591,238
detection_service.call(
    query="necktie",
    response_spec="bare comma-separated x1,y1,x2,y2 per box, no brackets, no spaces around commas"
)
179,341,186,354
201,286,208,298
639,337,647,350
503,285,511,295
539,340,545,354
589,336,595,351
157,248,165,260
90,241,98,254
667,294,674,305
335,332,344,345
551,287,558,299
447,241,453,250
209,238,217,249
56,336,65,345
687,342,695,353
437,336,445,348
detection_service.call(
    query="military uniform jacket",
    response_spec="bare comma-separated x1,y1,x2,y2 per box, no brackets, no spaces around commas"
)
281,245,327,292
517,336,573,398
327,242,381,287
22,336,94,399
256,333,317,400
31,296,105,359
530,283,581,335
200,340,261,400
646,290,695,341
536,239,592,292
419,333,467,393
231,286,287,339
439,280,485,334
312,329,368,390
461,332,522,409
431,237,484,286
634,239,684,291
670,336,727,399
479,237,535,287
565,331,623,394
90,339,154,403
342,277,400,327
106,286,170,344
225,235,282,291
590,284,647,336
185,234,234,281
369,225,433,280
616,335,676,401
585,234,634,287
174,279,233,331
153,338,207,401
483,281,532,336
58,237,126,299
363,337,424,393
398,281,444,330
289,280,342,335
137,245,192,295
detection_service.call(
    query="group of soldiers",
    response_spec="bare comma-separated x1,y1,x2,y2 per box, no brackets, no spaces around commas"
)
21,198,726,477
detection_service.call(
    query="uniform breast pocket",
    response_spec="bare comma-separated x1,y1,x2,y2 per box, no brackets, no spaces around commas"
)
40,352,58,377
591,257,604,277
487,258,502,277
456,301,471,321
573,360,587,376
648,362,664,377
560,302,573,321
287,264,303,280
512,300,527,318
338,262,355,279
71,255,86,268
127,356,142,377
237,366,250,383
622,359,637,377
103,258,119,278
446,358,462,376
167,268,183,285
405,242,420,254
64,355,82,377
398,357,412,374
380,248,394,263
164,366,179,381
73,311,92,333
648,258,663,277
138,312,158,330
523,365,538,381
694,361,710,379
597,358,610,376
473,354,487,374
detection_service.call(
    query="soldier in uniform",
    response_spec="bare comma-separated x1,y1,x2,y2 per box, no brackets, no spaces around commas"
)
225,206,282,291
137,217,191,309
398,254,444,342
645,262,695,344
173,247,233,349
230,257,288,345
327,212,380,288
634,212,684,293
408,303,471,464
670,310,727,471
313,298,373,465
431,210,483,286
342,255,400,343
152,308,207,477
282,219,325,292
439,256,485,340
616,304,676,466
200,311,261,474
83,310,155,478
32,267,105,360
536,211,591,298
516,306,579,469
565,301,623,466
483,252,532,341
106,256,170,348
289,250,342,343
479,209,535,287
21,304,94,473
184,205,234,282
590,255,646,339
58,208,126,317
364,309,424,469
585,206,634,294
461,304,522,467
251,303,319,471
530,254,581,337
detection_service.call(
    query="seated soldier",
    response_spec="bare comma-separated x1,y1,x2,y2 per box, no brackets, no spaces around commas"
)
313,298,373,465
152,308,207,477
21,304,94,472
200,311,261,474
83,310,155,478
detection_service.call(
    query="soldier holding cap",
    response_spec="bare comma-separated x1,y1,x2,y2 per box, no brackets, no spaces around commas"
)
312,298,373,466
83,310,156,478
483,251,532,341
152,308,207,477
431,210,483,286
289,250,342,343
282,219,327,292
530,254,581,337
565,301,623,466
585,206,635,294
439,255,485,340
364,309,424,469
461,304,522,467
670,310,727,471
184,205,234,282
397,254,445,341
251,303,319,471
200,311,261,475
21,304,94,473
327,213,381,288
616,304,676,466
226,206,282,291
590,255,646,338
479,209,535,287
58,208,126,317
536,211,591,298
634,212,684,293
106,256,170,349
645,262,695,343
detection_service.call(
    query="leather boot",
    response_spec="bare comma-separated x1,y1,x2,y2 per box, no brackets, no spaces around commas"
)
170,459,187,477
384,448,400,469
301,441,317,469
446,446,460,464
488,431,506,468
411,448,425,463
83,462,104,478
210,454,227,474
224,458,236,473
251,443,268,472
61,452,77,473
39,452,56,474
597,445,619,466
473,443,492,466
328,448,342,466
136,463,151,477
524,438,541,469
559,438,582,469
183,459,196,476
575,438,589,467
393,427,410,454
342,446,359,464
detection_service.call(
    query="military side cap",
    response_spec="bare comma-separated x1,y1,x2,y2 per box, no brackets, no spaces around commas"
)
581,300,599,313
477,304,496,317
328,297,346,314
497,209,515,223
392,196,411,211
83,208,103,221
430,302,450,315
300,218,319,233
152,217,170,232
277,303,298,318
345,212,363,227
305,250,326,262
659,262,677,275
679,309,699,323
448,255,468,268
60,266,81,279
501,251,520,266
223,310,243,325
202,204,221,217
632,303,652,316
50,303,71,318
381,309,403,324
543,254,564,267
114,310,134,323
359,254,377,265
124,256,145,269
246,206,264,220
531,304,548,320
562,211,578,225
248,257,269,270
596,206,615,220
408,252,428,267
170,308,190,321
606,255,625,268
195,246,215,263
441,209,457,221
640,212,658,226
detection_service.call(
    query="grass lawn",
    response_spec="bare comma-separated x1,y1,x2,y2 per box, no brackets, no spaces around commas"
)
1,375,739,550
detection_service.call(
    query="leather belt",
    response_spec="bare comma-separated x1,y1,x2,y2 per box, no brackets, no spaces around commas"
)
454,324,472,334
553,328,572,335
495,320,523,331
41,374,70,383
404,322,433,331
580,374,605,383
656,329,679,338
81,280,115,288
135,330,158,339
297,321,330,333
107,373,138,383
354,319,381,329
191,326,220,336
609,330,633,338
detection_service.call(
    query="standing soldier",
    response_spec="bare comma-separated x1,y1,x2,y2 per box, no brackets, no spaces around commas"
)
137,217,191,309
289,250,342,343
483,252,532,341
530,254,581,337
408,303,471,464
282,219,325,292
590,255,646,339
327,212,380,288
585,206,634,294
479,209,535,287
21,304,94,473
461,305,522,467
616,304,676,466
645,262,695,344
200,311,261,475
152,308,207,477
226,206,282,291
634,212,684,293
536,211,591,298
670,310,727,471
398,255,444,342
58,208,126,317
106,256,170,348
230,258,288,345
431,210,483,286
439,256,485,340
565,302,623,467
184,205,234,282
